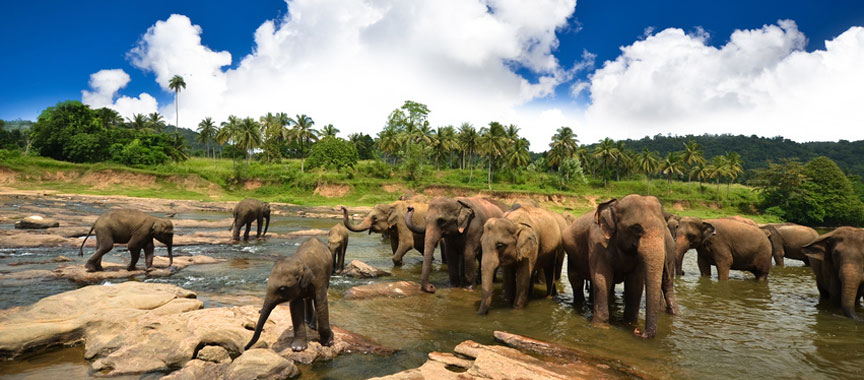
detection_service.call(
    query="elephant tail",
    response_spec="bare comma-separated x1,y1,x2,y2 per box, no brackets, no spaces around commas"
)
79,225,95,257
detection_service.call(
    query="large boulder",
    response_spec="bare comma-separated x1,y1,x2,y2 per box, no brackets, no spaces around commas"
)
224,348,299,380
14,215,60,229
342,260,391,278
344,281,423,300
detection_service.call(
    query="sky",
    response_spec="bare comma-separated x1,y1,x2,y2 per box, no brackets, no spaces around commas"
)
2,0,864,150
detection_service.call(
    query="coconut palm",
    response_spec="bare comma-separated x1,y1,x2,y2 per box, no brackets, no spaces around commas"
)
458,123,479,181
724,151,744,197
286,114,318,172
127,113,149,132
546,126,579,168
166,133,190,162
708,155,730,200
506,137,531,182
234,117,262,169
478,122,508,190
217,115,240,145
168,75,186,129
320,124,339,138
197,117,217,162
147,112,165,133
636,148,660,193
593,138,619,187
430,126,457,171
377,125,400,165
681,140,705,192
660,152,684,186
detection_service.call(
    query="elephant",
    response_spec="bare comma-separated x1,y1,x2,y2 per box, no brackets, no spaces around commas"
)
78,209,173,272
562,195,678,338
477,205,567,314
231,198,271,241
328,224,349,274
671,216,772,280
342,201,431,266
405,196,508,293
802,227,864,320
760,223,819,266
245,238,334,351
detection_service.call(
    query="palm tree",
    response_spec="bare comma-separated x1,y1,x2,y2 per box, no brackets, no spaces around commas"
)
286,114,318,172
168,75,186,130
197,117,217,162
506,137,531,182
259,112,289,162
546,126,579,168
430,126,457,171
680,140,705,192
377,125,400,165
320,124,339,138
708,155,729,200
458,123,478,181
147,112,165,133
724,151,744,197
166,133,190,162
593,138,619,187
477,122,507,190
692,164,710,189
128,114,149,131
660,152,684,186
636,148,660,193
234,117,262,169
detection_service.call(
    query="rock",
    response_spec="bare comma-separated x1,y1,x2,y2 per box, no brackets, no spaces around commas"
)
160,359,227,380
224,348,299,380
14,215,60,229
51,255,224,283
342,260,391,278
344,281,423,300
370,334,649,380
7,256,73,266
197,345,231,363
0,269,56,280
280,229,329,238
0,233,72,248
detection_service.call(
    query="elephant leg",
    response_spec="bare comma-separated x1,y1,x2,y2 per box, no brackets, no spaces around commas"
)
127,247,141,271
445,244,461,287
591,268,614,325
256,216,264,239
143,240,155,270
773,251,785,267
314,289,334,346
716,263,731,281
502,266,516,303
244,221,252,241
304,298,316,330
514,262,532,309
697,254,712,277
440,240,448,265
289,299,308,351
85,236,114,272
463,238,481,289
339,245,347,272
623,270,644,324
543,259,557,297
232,218,241,241
392,242,412,266
662,270,679,315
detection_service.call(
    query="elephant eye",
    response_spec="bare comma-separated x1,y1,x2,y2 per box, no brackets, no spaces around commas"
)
278,286,287,293
496,242,505,249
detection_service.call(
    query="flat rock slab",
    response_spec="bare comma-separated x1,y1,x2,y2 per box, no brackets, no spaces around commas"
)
342,260,391,278
14,215,60,229
0,282,392,378
0,255,224,283
370,333,650,380
344,281,423,300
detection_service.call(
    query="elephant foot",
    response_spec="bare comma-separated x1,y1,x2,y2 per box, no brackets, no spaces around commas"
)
391,258,403,266
85,263,103,272
144,266,155,273
307,320,318,331
126,265,137,271
634,327,655,339
421,283,436,293
319,329,334,347
290,338,308,352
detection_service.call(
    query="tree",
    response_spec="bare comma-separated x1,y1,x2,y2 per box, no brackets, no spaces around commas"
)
286,114,318,172
377,125,400,165
506,137,531,182
348,133,375,160
659,152,684,186
197,117,217,162
546,126,579,169
95,108,124,128
636,148,660,193
724,151,744,197
681,140,705,192
235,117,262,169
430,126,457,171
708,155,729,200
147,112,165,133
168,75,186,129
593,138,619,187
259,112,289,162
166,132,190,162
128,114,149,132
306,137,358,170
478,122,507,190
458,123,478,181
29,101,109,162
557,157,586,189
803,156,864,226
320,124,339,138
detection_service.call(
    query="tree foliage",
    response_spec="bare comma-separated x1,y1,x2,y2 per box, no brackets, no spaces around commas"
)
306,136,358,170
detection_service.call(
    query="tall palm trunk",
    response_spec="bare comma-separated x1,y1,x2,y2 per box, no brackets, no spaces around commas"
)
645,174,651,195
487,157,493,191
469,151,474,183
174,90,179,129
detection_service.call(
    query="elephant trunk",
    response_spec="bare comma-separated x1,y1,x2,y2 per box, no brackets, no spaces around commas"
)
674,235,690,276
840,265,861,320
262,214,270,237
245,300,276,350
405,209,426,234
419,225,441,293
343,208,373,232
478,249,499,314
167,237,173,267
638,233,666,338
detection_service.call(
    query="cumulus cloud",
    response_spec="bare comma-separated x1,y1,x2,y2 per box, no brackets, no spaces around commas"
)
81,69,158,116
83,0,578,149
583,20,864,143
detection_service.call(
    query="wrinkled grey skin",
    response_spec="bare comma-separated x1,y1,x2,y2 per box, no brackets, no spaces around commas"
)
803,227,864,320
342,201,431,266
245,238,334,351
79,209,173,272
671,217,771,280
477,205,567,314
231,198,271,241
328,224,349,274
563,195,678,338
405,197,507,293
760,223,819,266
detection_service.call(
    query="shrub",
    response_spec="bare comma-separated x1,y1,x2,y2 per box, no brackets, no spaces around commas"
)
110,139,170,167
305,137,358,170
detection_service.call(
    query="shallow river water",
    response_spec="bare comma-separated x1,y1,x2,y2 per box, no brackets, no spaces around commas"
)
1,206,862,379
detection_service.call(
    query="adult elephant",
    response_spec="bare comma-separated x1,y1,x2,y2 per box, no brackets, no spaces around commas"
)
79,209,173,272
563,195,678,338
803,227,864,320
671,216,771,280
760,223,819,266
231,198,270,241
341,201,430,266
477,205,566,314
405,196,507,293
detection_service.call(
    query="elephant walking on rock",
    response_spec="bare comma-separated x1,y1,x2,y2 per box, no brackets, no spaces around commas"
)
79,209,174,272
341,201,431,266
671,216,772,280
406,196,508,293
478,205,567,314
803,227,864,320
231,198,270,241
760,223,819,266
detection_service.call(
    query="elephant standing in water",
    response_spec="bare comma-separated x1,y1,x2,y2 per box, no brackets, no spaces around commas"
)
231,198,270,241
79,209,174,272
671,216,772,280
406,197,507,293
342,201,432,266
803,227,864,320
760,223,819,266
563,195,678,338
477,205,567,314
328,224,349,274
246,238,334,351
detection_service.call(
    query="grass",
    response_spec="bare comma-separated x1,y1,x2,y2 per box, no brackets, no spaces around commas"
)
0,155,781,222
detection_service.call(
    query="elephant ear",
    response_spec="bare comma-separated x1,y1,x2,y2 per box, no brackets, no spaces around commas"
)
299,265,316,289
700,222,716,242
594,199,617,239
457,200,475,234
802,234,834,262
385,205,399,227
515,223,538,261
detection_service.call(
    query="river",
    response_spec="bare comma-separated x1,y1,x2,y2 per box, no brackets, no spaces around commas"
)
1,204,862,379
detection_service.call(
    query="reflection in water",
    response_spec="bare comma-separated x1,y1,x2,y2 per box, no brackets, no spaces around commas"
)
1,210,863,380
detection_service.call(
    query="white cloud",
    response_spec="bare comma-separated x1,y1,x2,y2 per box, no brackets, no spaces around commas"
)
83,0,577,148
81,69,158,116
584,20,864,143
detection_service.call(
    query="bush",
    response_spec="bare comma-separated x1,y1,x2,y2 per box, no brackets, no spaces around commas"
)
305,137,358,170
110,139,170,167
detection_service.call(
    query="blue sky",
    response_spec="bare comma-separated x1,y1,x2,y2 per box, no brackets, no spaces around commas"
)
2,1,863,145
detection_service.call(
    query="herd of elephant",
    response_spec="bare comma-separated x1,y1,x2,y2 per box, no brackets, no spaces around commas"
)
76,194,864,352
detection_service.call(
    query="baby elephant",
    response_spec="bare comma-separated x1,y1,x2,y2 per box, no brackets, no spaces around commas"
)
232,198,271,241
328,224,349,274
79,209,174,272
245,238,334,352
